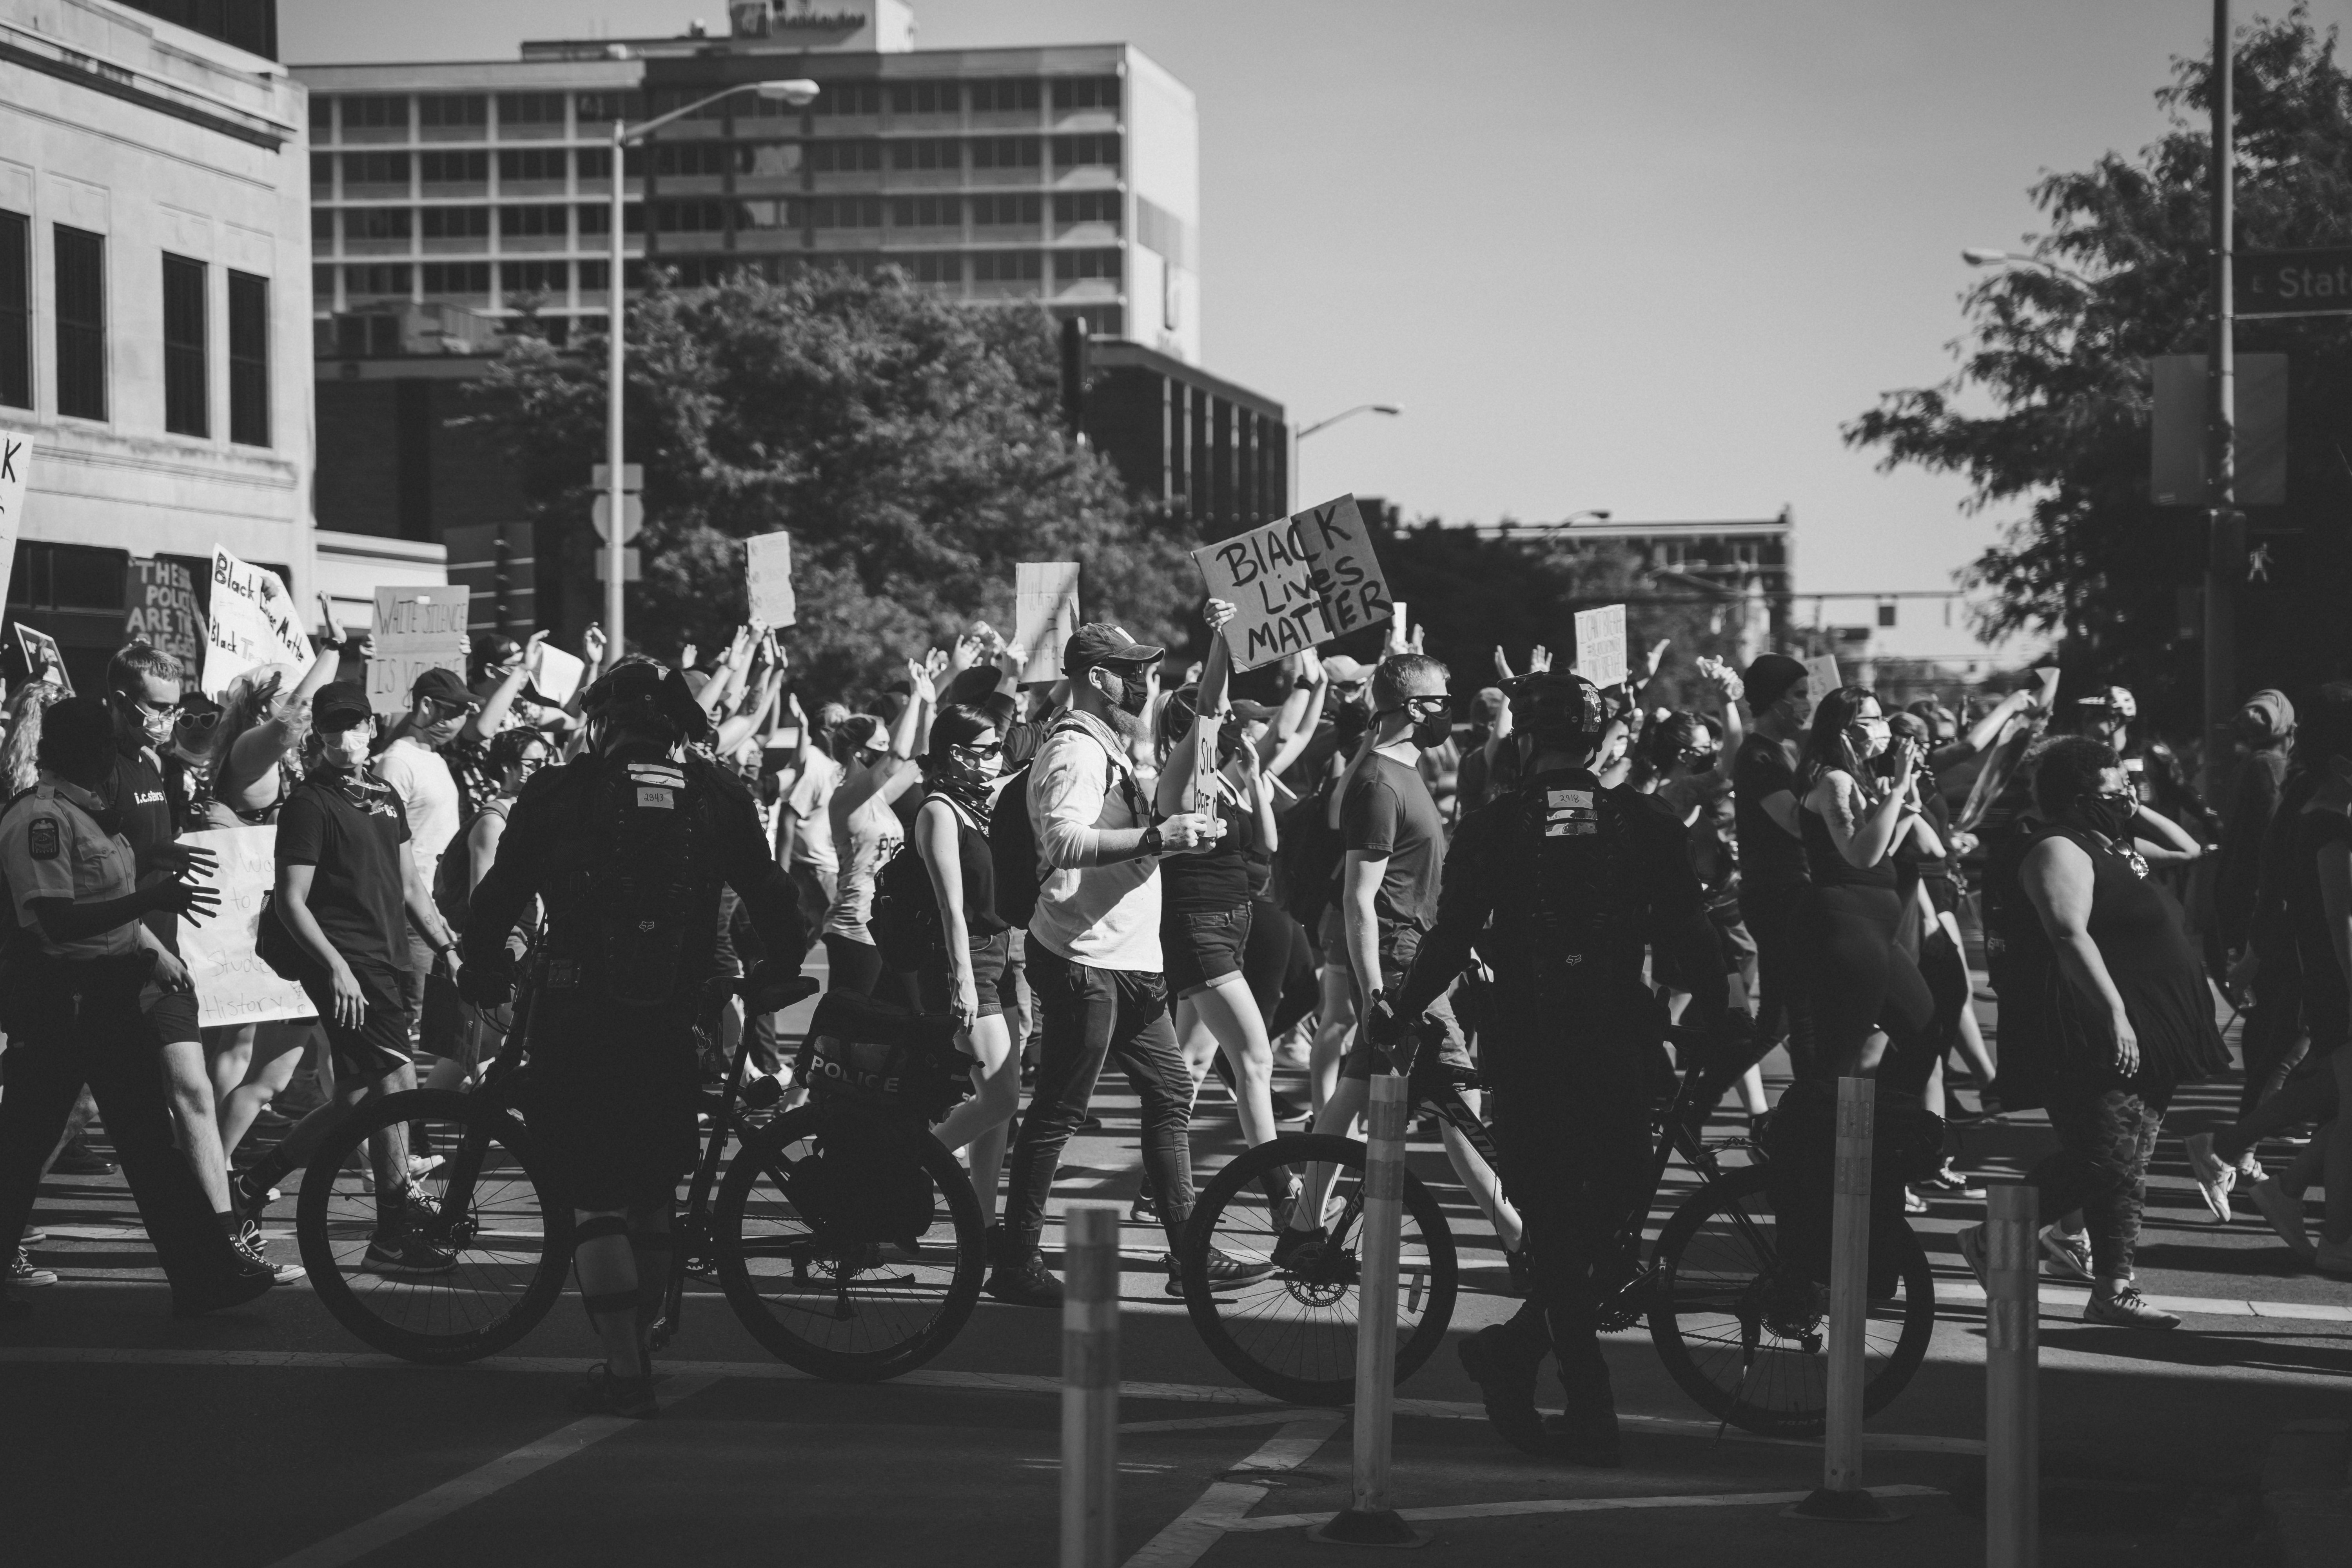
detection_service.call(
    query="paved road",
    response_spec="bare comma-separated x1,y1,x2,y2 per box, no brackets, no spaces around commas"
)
5,968,2347,1566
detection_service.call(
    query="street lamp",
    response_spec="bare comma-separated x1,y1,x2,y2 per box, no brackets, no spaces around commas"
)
603,77,819,654
1289,403,1399,510
1961,248,2101,291
1562,508,1612,525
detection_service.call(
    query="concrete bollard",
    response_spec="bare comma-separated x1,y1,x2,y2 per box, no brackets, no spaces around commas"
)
1061,1201,1121,1568
1985,1182,2040,1568
1308,1071,1425,1548
1788,1074,1907,1523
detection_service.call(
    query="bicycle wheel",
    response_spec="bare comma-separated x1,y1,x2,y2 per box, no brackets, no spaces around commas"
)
1646,1162,1935,1437
714,1105,985,1381
294,1088,571,1364
1181,1134,1457,1407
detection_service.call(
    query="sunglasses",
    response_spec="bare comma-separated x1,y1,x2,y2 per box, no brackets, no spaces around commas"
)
1399,695,1451,717
424,697,473,721
176,710,221,732
952,741,1005,760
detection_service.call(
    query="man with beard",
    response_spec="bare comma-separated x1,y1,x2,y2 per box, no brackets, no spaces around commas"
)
987,624,1252,1307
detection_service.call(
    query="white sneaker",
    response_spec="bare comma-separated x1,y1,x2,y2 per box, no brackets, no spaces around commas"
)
2316,1236,2352,1279
2038,1224,2095,1283
2181,1132,2235,1222
2248,1179,2315,1262
1954,1223,1990,1288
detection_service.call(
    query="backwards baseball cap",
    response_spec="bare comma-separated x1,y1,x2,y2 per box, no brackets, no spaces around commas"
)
1064,622,1165,678
2239,688,2296,743
1322,655,1371,687
411,666,479,711
313,681,374,732
1744,653,1808,711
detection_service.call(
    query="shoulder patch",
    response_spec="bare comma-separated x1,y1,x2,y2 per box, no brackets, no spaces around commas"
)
1543,787,1598,837
28,816,60,859
636,786,676,809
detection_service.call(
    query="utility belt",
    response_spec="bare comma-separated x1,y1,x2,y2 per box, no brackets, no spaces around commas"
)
0,945,155,1036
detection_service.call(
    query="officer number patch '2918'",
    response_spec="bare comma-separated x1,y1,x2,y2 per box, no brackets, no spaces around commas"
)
27,817,60,859
1544,788,1598,837
636,786,675,809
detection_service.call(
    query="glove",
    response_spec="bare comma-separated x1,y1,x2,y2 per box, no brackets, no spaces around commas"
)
745,960,819,1014
457,954,514,1009
1364,995,1408,1051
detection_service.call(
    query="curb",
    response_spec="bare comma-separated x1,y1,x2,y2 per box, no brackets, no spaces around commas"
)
2263,1417,2352,1567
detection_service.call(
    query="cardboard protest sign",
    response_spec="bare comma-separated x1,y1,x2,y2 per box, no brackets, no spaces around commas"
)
0,426,27,612
203,548,312,699
1572,604,1628,689
180,826,316,1029
127,557,207,666
12,624,70,692
744,532,797,628
525,640,585,708
1192,495,1394,671
1802,653,1845,705
1011,562,1082,685
367,586,472,717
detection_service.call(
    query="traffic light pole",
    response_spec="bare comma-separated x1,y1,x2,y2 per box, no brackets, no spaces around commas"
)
2205,0,2237,800
606,116,628,657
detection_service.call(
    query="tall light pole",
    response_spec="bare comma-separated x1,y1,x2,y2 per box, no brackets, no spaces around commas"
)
1289,403,1399,510
1960,248,2102,291
605,76,818,655
2205,0,2238,800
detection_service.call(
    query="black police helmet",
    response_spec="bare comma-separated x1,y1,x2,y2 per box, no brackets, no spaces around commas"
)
1507,671,1608,751
579,659,713,747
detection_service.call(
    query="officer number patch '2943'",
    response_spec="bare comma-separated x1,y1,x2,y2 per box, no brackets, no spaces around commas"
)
27,817,60,859
636,786,675,809
1544,788,1598,837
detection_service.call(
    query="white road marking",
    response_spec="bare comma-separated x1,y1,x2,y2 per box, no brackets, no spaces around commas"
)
1230,1483,1949,1532
1121,1412,1345,1568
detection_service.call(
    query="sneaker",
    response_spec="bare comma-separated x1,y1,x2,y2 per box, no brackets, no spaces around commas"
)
1271,1225,1327,1272
1904,1187,1931,1215
985,1247,1064,1308
1922,1161,1986,1198
1165,1246,1276,1297
10,1247,58,1288
1458,1327,1548,1455
1542,1409,1624,1468
2316,1236,2352,1280
365,1223,458,1276
2038,1225,2096,1283
1954,1223,1990,1288
572,1362,657,1419
2182,1132,2236,1223
2249,1178,2316,1262
49,1145,114,1176
2083,1285,2180,1330
233,1234,303,1286
170,1250,277,1318
19,1227,47,1247
1129,1191,1159,1224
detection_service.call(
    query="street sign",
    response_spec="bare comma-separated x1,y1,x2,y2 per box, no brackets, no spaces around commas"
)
2236,248,2352,316
594,548,642,582
592,463,643,490
591,494,645,544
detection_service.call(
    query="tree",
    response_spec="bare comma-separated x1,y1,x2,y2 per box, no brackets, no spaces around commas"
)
463,268,1200,701
1844,4,2352,746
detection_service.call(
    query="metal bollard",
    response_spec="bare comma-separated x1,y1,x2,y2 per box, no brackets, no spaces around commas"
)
1061,1201,1120,1568
1985,1182,2040,1568
1308,1071,1425,1548
1788,1075,1907,1523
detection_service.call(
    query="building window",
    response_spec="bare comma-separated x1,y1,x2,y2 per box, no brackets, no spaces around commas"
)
342,152,412,190
579,260,610,292
419,94,487,130
575,91,644,124
342,94,408,132
420,206,490,240
346,263,412,299
497,149,567,184
312,264,334,302
227,270,268,448
309,152,334,191
906,253,958,285
498,205,567,239
652,200,728,235
162,253,206,437
808,140,883,173
419,262,487,296
54,227,105,421
888,196,955,229
808,197,883,230
576,203,644,237
1050,77,1122,112
1053,249,1122,283
811,82,883,117
574,147,644,182
969,79,1040,113
0,210,27,410
310,209,335,244
734,199,800,231
497,92,567,129
500,260,568,295
346,208,413,242
1053,191,1121,227
970,193,1040,227
891,138,961,172
741,143,803,179
652,142,734,178
969,136,1042,170
309,94,332,139
972,252,1042,283
888,82,957,116
420,151,489,187
1051,134,1121,169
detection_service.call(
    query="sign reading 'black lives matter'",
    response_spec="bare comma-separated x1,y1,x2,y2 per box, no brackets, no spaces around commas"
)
1191,495,1394,671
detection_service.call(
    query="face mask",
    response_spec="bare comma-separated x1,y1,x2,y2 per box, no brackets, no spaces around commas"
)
1850,719,1890,759
2073,791,2136,841
1409,710,1451,750
1117,668,1152,717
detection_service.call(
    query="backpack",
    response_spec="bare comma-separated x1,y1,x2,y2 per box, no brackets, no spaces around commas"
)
986,760,1041,930
870,835,946,972
1272,777,1347,931
432,800,509,933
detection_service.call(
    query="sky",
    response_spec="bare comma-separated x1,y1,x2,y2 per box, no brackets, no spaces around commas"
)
284,0,2352,663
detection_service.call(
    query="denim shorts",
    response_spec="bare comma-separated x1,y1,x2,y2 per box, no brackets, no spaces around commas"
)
1162,903,1252,999
916,928,1017,1019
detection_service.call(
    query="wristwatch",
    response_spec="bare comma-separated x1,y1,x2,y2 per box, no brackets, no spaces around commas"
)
1141,824,1165,857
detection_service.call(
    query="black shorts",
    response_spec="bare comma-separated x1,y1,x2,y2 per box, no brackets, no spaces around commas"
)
1162,904,1252,999
526,990,701,1211
1341,932,1473,1082
916,929,1017,1020
144,987,202,1049
300,960,415,1082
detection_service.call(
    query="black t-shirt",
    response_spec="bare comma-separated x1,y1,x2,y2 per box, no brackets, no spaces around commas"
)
1161,783,1259,915
2288,805,2352,1049
103,740,182,953
1342,754,1446,936
1732,733,1808,895
276,768,412,976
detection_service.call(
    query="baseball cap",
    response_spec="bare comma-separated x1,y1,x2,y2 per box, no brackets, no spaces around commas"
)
313,681,373,732
1228,697,1278,724
1322,655,1371,687
1064,622,1165,678
411,666,479,711
2239,688,2296,743
1744,653,1807,711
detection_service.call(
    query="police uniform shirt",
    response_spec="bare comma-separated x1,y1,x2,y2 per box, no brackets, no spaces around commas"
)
0,779,144,959
104,738,182,953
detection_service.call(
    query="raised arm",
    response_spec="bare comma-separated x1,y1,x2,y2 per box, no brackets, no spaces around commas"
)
1812,762,1912,869
227,644,340,783
461,630,546,745
1261,648,1329,777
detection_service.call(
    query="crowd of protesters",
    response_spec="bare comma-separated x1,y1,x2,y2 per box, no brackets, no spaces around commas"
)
2,594,2348,1390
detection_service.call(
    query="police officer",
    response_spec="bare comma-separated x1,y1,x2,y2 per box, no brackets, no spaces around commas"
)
1368,672,1729,1465
460,661,810,1417
0,698,272,1319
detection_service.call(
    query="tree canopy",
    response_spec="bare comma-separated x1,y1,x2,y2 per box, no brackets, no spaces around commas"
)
1844,4,2352,741
465,269,1199,701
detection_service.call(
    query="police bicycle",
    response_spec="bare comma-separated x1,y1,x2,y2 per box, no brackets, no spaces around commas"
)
293,973,989,1381
1175,1018,1937,1436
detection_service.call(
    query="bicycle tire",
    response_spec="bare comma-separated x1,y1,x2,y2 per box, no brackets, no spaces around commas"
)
1181,1133,1458,1407
294,1088,572,1365
1646,1161,1935,1437
714,1104,985,1382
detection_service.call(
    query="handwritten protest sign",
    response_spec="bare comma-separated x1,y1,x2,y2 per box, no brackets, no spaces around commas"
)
181,826,316,1029
0,426,27,612
127,557,207,665
367,586,471,716
525,640,585,707
744,532,797,628
203,548,312,699
1192,495,1394,671
1573,604,1628,689
12,624,70,691
1803,653,1845,706
1011,562,1081,685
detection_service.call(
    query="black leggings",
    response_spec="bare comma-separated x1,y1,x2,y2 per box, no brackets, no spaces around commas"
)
1796,883,1937,1094
2030,1086,2165,1279
1919,923,1970,1062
